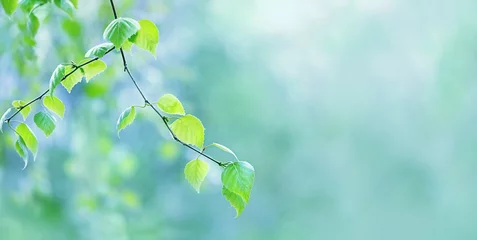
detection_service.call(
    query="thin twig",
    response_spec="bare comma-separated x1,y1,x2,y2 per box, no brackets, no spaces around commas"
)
4,47,115,122
3,1,224,167
109,0,224,167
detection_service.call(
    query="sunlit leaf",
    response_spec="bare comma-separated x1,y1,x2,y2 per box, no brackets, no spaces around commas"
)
49,64,66,97
130,19,159,57
16,123,38,159
117,106,136,136
0,108,12,133
34,112,56,137
43,96,65,119
184,159,209,193
157,94,185,115
81,60,107,82
12,100,31,120
15,136,29,169
85,42,114,58
61,65,84,93
222,186,246,217
19,0,48,13
170,114,205,148
103,17,140,49
221,161,255,203
69,0,77,9
207,143,238,161
122,39,133,52
1,0,18,16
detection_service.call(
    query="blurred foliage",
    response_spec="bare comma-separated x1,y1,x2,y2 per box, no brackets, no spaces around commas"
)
3,0,477,239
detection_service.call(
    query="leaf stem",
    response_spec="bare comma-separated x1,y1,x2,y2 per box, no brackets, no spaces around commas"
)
7,121,20,136
3,47,115,123
109,0,224,167
132,104,148,109
2,1,225,168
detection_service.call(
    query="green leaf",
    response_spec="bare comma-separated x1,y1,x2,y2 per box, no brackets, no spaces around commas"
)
54,0,74,16
23,35,36,47
85,43,114,58
0,108,12,133
1,0,18,15
43,96,65,119
81,60,107,82
62,18,81,38
19,0,33,12
27,13,40,36
69,0,77,8
170,114,205,149
117,106,136,136
34,112,56,137
129,19,159,57
61,65,84,93
122,39,133,52
12,100,31,120
184,159,209,193
20,0,48,13
15,136,29,169
49,64,66,97
16,123,38,159
222,186,246,217
207,143,238,160
103,18,140,49
221,161,255,203
157,94,185,115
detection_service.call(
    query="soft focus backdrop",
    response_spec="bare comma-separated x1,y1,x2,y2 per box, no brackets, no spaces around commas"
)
2,0,477,239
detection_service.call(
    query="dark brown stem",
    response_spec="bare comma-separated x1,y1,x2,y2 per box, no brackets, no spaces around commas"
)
108,0,224,167
4,47,115,122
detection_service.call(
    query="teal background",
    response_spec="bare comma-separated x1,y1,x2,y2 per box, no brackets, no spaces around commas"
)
2,0,477,239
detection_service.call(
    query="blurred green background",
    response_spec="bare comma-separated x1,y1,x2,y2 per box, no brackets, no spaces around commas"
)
2,0,477,239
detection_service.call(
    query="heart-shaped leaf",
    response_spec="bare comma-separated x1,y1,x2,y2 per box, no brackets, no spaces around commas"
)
170,114,205,149
221,161,255,203
157,94,185,115
34,111,56,137
43,96,65,119
184,159,209,193
103,17,140,49
117,106,136,136
129,19,159,57
85,43,114,58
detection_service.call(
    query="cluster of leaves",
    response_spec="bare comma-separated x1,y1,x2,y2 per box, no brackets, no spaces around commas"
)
0,2,255,217
0,0,79,73
119,93,255,216
1,0,77,17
